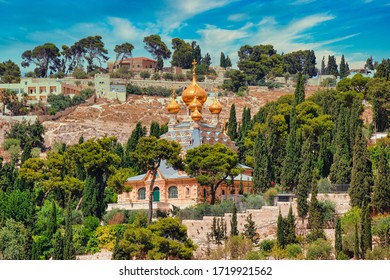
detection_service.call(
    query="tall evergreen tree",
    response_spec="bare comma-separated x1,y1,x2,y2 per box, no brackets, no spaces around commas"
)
230,203,239,236
63,197,75,260
220,52,226,68
48,200,57,237
281,107,301,191
294,72,305,105
225,56,232,68
149,121,160,138
243,213,257,243
320,56,326,75
21,141,32,165
252,133,270,193
296,138,313,223
365,56,374,70
52,230,63,260
78,135,84,144
339,55,348,79
372,143,390,214
361,203,372,256
285,205,296,245
349,128,373,208
326,55,339,77
308,175,326,241
277,210,285,248
354,223,360,259
123,122,145,168
81,175,98,217
335,217,343,258
227,104,237,141
303,50,317,77
316,134,333,178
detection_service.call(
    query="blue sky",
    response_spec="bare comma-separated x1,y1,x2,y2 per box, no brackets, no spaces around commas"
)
1,0,390,71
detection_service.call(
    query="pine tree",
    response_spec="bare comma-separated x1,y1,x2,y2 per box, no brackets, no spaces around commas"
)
48,200,57,237
253,133,270,193
354,223,360,259
365,56,374,70
63,197,75,260
243,213,257,243
294,72,305,105
339,54,347,79
335,217,343,258
225,56,232,68
220,52,226,68
326,55,339,77
277,210,285,248
230,203,239,236
281,107,301,191
227,104,237,141
349,128,373,208
296,138,312,223
303,50,317,77
123,122,145,168
372,144,390,214
285,205,296,245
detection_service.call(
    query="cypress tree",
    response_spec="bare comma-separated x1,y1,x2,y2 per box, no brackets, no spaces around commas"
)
296,138,312,223
320,56,326,75
78,135,84,144
372,143,390,214
225,56,232,68
303,50,317,77
243,213,257,243
326,55,339,77
335,217,342,258
81,175,98,217
277,210,285,248
220,52,226,68
48,200,57,237
21,141,32,164
150,121,160,138
230,203,239,236
285,205,296,245
308,175,326,241
63,197,75,260
354,223,360,259
294,72,305,105
361,203,372,256
52,230,64,260
253,133,270,193
349,128,373,208
281,107,301,191
339,55,347,79
227,104,237,141
316,134,333,178
123,122,145,169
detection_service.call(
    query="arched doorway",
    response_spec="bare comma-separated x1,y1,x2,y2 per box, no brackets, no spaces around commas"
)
153,187,160,202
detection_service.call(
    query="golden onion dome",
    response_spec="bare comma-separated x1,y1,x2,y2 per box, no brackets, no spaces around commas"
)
209,88,222,114
181,59,207,105
188,95,202,112
191,107,202,122
166,89,180,114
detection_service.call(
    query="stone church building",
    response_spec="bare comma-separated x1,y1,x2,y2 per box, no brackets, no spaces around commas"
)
116,61,253,210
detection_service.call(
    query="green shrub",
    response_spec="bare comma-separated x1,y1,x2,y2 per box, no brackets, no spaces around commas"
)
126,83,143,95
263,188,278,206
152,73,161,80
285,243,303,259
245,251,266,260
306,238,332,260
140,71,151,80
241,194,264,209
259,239,275,254
2,138,20,150
365,246,390,260
162,73,174,81
336,251,350,260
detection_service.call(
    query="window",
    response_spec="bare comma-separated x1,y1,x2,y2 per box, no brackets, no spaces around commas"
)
138,188,146,200
186,187,190,197
168,186,178,199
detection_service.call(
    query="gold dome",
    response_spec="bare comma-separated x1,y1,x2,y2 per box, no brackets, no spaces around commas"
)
188,95,202,112
166,89,180,114
191,108,202,122
181,60,207,105
209,88,222,114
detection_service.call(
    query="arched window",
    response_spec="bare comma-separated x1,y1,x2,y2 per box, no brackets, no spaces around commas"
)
168,186,178,198
138,188,146,200
186,187,190,197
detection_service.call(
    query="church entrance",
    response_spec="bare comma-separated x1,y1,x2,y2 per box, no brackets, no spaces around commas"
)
153,187,160,202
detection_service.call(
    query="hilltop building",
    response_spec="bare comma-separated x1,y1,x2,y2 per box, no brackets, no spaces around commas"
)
116,60,253,210
108,57,157,73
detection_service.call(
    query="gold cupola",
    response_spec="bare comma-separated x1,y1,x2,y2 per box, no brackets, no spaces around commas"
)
181,60,208,106
191,107,202,122
166,88,180,114
188,95,202,112
209,87,222,114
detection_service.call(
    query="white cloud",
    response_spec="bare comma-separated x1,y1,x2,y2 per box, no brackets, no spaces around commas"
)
228,13,247,22
159,0,239,32
107,17,141,41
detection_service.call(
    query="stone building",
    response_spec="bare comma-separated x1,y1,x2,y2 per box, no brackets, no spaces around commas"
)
116,60,253,210
109,57,157,73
